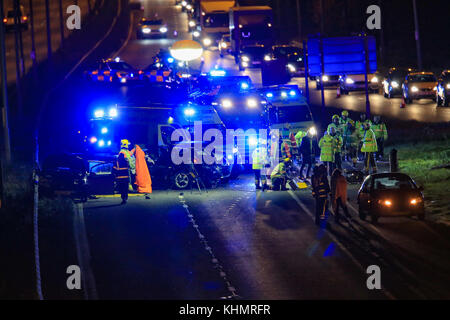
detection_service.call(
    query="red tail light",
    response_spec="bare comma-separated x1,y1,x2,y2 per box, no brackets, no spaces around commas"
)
3,18,7,23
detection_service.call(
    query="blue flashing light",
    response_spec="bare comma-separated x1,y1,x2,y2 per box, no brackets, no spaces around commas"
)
266,92,273,98
90,136,97,144
94,109,104,118
210,69,226,77
281,91,288,98
107,140,112,146
184,108,195,116
240,82,249,90
167,57,174,63
289,90,297,96
101,127,108,134
98,140,105,147
109,108,118,117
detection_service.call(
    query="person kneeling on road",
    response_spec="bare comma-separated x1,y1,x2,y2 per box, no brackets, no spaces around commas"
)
270,158,291,191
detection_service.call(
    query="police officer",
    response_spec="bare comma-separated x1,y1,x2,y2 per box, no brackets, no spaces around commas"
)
319,129,335,176
372,116,388,160
361,123,378,175
252,139,269,190
113,139,135,205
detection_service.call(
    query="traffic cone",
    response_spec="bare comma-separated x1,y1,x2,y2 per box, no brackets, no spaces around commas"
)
336,86,341,98
400,97,406,108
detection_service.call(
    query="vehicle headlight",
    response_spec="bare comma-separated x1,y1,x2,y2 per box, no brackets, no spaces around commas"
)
411,86,419,92
379,199,392,207
391,81,399,88
287,64,296,72
289,90,297,96
221,99,233,108
247,98,258,108
410,198,422,205
220,42,227,49
98,140,105,147
186,4,192,10
184,108,195,116
266,92,273,98
189,20,196,28
240,82,249,89
242,62,249,67
159,27,168,33
167,57,174,63
264,55,271,61
90,136,97,144
345,77,354,84
193,31,200,37
447,83,450,89
241,56,250,62
281,91,288,98
142,27,151,34
203,38,212,46
308,126,317,136
371,76,378,83
322,75,329,82
94,109,104,118
181,1,187,6
109,108,118,118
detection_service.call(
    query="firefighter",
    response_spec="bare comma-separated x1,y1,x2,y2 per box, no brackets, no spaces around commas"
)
299,128,317,179
330,126,343,171
113,139,135,205
372,116,388,160
311,164,330,225
252,139,269,190
319,129,335,176
271,158,291,191
327,115,342,137
361,123,378,175
344,120,360,167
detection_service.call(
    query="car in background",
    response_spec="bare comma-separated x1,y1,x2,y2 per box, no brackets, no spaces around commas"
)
238,45,271,71
218,34,231,58
436,70,450,107
315,75,340,90
357,173,425,223
85,58,139,84
402,72,437,103
339,73,380,94
136,18,168,39
271,45,304,76
3,5,28,32
382,67,415,99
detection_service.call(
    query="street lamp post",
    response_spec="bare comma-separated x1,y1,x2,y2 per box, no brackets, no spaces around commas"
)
170,40,203,93
412,0,422,70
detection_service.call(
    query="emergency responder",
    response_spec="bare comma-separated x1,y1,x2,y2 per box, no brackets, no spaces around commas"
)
311,164,330,225
361,123,378,175
319,129,335,176
271,158,291,191
344,120,360,167
340,110,350,127
330,126,343,171
113,139,136,204
269,130,281,168
289,132,299,160
252,139,269,190
372,116,388,160
295,129,307,153
299,128,317,179
340,110,351,158
280,136,292,160
327,115,342,137
356,113,372,160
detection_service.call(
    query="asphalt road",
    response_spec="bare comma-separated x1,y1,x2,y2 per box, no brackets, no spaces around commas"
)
68,0,450,300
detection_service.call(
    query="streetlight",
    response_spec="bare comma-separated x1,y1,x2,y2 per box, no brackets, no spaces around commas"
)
170,40,203,92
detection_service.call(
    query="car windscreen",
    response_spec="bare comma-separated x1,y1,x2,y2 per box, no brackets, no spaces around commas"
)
204,13,228,28
142,20,162,25
273,47,300,57
389,70,407,79
109,62,134,70
268,105,312,124
373,176,415,190
408,74,436,82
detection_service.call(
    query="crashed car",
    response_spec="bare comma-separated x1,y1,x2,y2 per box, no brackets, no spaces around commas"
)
85,58,139,84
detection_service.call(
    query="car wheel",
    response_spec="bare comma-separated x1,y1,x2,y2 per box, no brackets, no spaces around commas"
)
173,171,191,190
358,206,366,221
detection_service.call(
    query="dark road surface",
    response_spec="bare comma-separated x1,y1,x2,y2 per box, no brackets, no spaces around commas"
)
36,0,450,300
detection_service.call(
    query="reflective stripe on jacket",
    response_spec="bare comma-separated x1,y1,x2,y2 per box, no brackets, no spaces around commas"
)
361,129,378,152
252,147,269,170
270,162,286,179
319,134,334,162
372,123,388,140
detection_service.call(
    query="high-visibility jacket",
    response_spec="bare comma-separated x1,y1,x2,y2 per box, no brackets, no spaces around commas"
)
281,139,292,159
295,130,307,148
356,119,372,137
289,133,298,155
319,134,334,162
333,135,343,153
252,147,269,170
312,175,330,199
271,162,286,179
361,129,378,152
345,129,360,148
119,148,136,171
372,122,388,141
113,152,130,182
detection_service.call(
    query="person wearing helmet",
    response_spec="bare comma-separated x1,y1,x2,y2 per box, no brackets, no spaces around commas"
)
330,126,343,171
270,158,291,191
356,113,372,160
113,139,136,204
372,116,388,160
311,164,330,225
252,139,269,190
299,128,318,179
344,120,360,167
361,123,378,175
327,114,342,137
319,129,335,176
